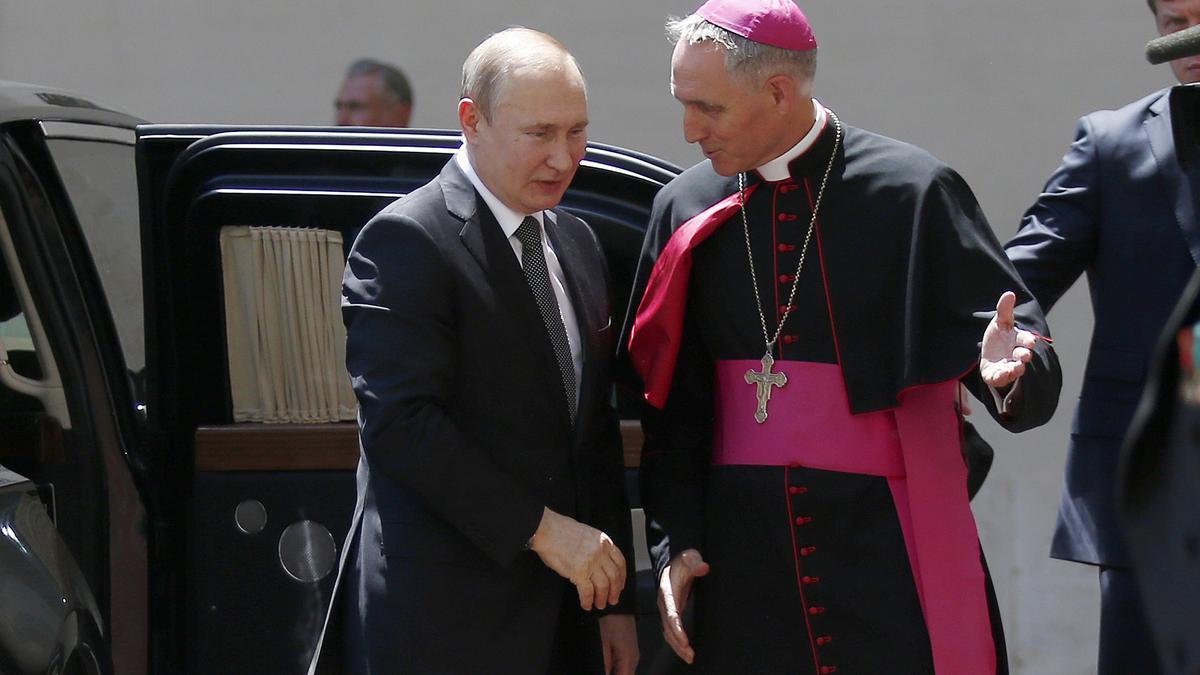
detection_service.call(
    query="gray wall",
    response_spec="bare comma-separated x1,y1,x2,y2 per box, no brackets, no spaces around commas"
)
0,1,1175,672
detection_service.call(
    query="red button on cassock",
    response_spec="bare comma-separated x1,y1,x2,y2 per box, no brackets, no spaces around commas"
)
808,606,826,615
778,243,797,252
783,335,799,344
778,213,799,221
820,666,838,674
802,575,821,584
794,516,812,526
800,546,817,557
816,636,833,646
788,486,808,495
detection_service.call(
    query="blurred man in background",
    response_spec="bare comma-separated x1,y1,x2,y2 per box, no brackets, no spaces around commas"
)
334,58,413,127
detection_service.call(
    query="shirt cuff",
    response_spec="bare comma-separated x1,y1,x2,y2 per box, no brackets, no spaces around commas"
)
988,378,1022,415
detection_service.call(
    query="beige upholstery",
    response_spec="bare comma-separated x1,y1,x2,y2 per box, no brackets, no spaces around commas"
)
220,226,356,423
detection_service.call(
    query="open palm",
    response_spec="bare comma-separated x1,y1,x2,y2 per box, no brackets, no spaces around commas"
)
979,291,1037,389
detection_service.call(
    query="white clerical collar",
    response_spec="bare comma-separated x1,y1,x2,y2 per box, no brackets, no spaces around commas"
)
455,148,544,237
755,99,827,183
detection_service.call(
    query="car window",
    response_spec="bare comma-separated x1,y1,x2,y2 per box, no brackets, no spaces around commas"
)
0,263,42,384
0,211,53,418
43,126,142,374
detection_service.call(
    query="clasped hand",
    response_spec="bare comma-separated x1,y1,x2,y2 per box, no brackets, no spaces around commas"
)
529,507,626,610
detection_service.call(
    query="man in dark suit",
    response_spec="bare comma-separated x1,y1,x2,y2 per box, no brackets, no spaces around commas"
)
309,28,638,674
1004,1,1200,671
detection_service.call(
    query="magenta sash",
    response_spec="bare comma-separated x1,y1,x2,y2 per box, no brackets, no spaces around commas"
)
713,360,995,675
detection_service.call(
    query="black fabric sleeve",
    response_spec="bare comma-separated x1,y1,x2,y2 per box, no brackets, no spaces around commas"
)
343,213,545,567
913,165,1062,431
1004,116,1102,314
592,402,637,615
577,223,638,615
639,306,715,581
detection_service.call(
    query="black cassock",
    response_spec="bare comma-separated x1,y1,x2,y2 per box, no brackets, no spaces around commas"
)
623,117,1061,674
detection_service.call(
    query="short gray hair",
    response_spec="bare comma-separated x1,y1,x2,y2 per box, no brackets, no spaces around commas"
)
345,59,413,106
461,27,585,122
666,14,816,86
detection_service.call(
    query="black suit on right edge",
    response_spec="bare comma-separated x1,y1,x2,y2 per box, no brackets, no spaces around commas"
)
1121,268,1200,675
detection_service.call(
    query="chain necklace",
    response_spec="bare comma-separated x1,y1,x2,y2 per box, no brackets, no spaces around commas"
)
740,110,842,424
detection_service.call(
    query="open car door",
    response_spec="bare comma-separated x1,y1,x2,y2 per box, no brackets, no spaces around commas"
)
135,126,678,673
0,84,153,675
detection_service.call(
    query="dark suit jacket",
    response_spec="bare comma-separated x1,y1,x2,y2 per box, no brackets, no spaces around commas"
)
1006,88,1200,567
1120,268,1200,675
308,159,633,674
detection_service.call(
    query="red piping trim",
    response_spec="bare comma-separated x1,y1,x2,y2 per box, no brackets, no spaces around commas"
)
956,385,967,466
771,186,782,358
1026,328,1053,343
784,466,823,673
807,179,847,389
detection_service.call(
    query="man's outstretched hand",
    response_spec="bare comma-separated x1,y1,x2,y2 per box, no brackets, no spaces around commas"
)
980,291,1037,389
529,507,626,611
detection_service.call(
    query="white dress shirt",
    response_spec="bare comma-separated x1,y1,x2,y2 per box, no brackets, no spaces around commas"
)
455,149,583,402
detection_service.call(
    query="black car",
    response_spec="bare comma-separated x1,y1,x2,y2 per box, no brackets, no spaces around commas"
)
0,79,678,674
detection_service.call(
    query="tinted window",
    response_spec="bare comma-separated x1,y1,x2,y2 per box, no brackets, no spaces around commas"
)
0,229,45,395
45,133,142,373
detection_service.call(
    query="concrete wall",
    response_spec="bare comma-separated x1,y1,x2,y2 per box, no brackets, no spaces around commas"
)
0,1,1176,672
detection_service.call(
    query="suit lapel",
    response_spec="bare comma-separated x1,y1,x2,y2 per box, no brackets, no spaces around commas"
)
1146,89,1200,267
443,160,574,428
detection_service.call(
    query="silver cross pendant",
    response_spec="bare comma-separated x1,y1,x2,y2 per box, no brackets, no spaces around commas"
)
744,353,788,424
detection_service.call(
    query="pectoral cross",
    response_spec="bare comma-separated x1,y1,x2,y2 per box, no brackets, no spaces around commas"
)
744,353,787,424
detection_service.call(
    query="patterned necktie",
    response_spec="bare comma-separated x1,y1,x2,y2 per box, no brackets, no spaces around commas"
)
514,216,578,422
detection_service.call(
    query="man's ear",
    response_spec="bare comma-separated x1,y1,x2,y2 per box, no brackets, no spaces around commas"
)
395,103,413,128
459,98,482,142
764,73,799,110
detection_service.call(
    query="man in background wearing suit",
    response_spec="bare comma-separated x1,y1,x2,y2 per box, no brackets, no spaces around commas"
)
334,58,414,128
1004,1,1200,671
309,28,638,674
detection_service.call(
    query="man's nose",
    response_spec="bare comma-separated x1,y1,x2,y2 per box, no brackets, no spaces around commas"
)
683,109,706,144
546,138,574,171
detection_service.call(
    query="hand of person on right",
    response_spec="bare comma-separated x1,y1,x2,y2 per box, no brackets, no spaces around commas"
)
658,548,710,664
528,507,626,610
